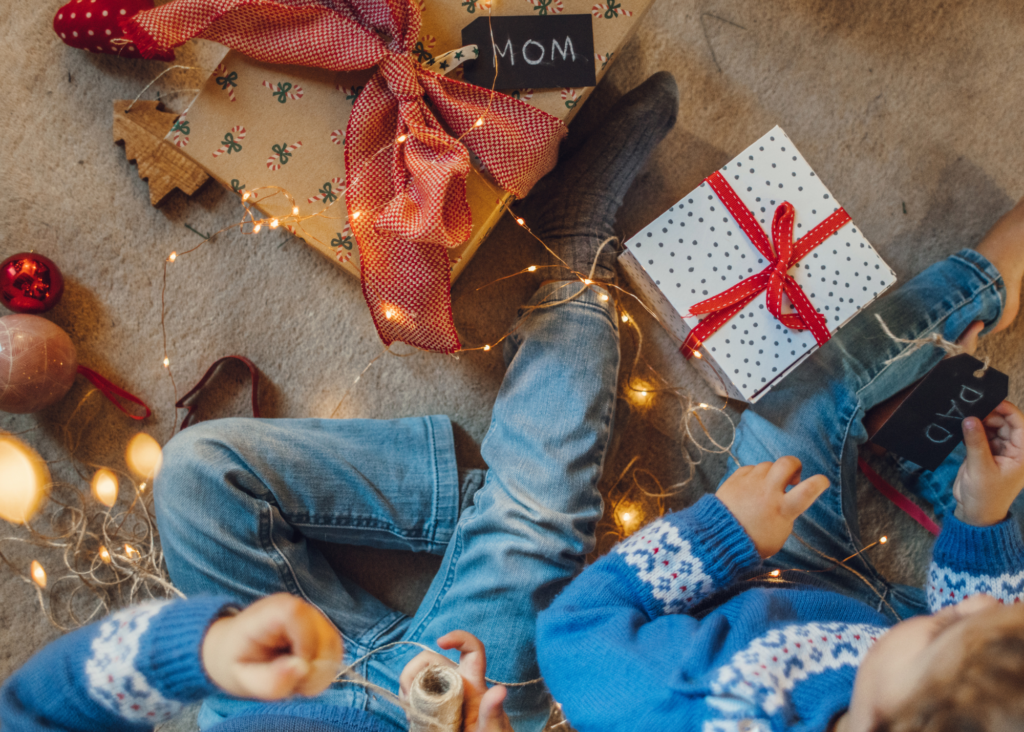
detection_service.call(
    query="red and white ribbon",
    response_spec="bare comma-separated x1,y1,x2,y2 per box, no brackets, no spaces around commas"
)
262,80,304,101
266,141,303,171
211,126,246,158
680,171,851,359
121,0,567,354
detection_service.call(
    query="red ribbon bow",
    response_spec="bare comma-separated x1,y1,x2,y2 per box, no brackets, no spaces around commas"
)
680,171,852,359
121,0,567,354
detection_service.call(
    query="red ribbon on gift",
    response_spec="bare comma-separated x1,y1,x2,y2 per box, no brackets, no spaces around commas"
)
680,171,852,359
120,0,567,354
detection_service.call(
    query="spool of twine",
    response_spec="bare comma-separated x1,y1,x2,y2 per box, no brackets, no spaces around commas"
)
407,664,464,732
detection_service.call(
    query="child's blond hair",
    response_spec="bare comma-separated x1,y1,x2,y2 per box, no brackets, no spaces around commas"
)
876,616,1024,731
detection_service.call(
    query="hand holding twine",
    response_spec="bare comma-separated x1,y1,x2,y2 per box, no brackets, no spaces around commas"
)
681,171,851,358
120,0,568,353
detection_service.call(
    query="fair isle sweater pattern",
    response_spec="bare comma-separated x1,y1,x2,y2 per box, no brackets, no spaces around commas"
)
84,601,182,723
615,516,716,613
709,622,886,715
926,562,1024,609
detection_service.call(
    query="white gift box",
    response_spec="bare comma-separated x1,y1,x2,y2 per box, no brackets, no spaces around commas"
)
620,126,897,403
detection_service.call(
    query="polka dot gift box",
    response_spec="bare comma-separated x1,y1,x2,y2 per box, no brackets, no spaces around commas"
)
619,126,896,403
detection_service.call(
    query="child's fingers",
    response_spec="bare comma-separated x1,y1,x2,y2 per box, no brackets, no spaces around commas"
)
242,655,310,700
992,401,1024,448
437,631,488,690
766,456,803,492
476,685,512,732
963,416,996,470
780,474,830,520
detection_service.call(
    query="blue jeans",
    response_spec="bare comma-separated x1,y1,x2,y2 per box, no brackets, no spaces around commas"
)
154,282,620,732
723,249,1006,621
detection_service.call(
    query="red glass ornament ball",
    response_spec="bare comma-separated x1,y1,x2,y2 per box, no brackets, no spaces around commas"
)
0,253,65,314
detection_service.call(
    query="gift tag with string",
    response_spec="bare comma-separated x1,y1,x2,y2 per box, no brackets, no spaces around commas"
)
871,354,1008,471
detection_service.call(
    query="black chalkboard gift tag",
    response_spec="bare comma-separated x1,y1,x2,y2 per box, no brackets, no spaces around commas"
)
461,15,596,91
871,354,1009,471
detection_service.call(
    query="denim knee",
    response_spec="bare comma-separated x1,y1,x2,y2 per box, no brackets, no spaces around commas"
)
154,418,255,548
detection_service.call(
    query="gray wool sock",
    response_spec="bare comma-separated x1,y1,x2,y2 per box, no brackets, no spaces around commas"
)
518,71,679,282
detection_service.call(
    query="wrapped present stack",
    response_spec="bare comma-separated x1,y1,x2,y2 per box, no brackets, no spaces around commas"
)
619,127,897,403
122,0,654,353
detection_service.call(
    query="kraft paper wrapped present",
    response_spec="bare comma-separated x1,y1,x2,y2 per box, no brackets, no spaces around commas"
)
168,0,655,280
619,126,897,403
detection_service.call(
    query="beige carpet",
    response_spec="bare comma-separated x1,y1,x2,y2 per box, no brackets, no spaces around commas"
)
1,0,1023,716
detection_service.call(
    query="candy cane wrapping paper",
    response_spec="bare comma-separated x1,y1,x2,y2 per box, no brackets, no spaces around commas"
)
619,126,897,403
212,126,246,158
138,0,656,352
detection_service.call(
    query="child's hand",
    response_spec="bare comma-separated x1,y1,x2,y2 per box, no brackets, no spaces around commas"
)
717,456,830,558
399,631,513,732
953,400,1024,527
201,593,343,700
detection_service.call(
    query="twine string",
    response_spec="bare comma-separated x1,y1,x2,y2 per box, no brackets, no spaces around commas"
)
876,314,989,375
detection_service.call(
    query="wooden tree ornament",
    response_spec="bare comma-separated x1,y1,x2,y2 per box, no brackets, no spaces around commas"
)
113,100,209,206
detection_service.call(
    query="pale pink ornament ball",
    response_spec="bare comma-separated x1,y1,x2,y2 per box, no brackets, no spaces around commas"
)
0,314,78,413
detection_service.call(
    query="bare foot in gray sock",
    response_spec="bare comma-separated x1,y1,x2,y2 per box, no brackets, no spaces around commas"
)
517,71,679,282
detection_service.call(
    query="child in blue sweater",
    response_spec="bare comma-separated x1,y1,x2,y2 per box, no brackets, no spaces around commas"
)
0,73,681,732
537,198,1024,732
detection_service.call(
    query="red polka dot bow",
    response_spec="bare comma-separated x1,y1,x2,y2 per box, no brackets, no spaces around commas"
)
120,0,567,353
680,171,851,359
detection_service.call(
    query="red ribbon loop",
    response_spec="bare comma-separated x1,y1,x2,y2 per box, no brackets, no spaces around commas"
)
77,365,152,421
121,0,568,355
680,171,851,359
175,356,261,431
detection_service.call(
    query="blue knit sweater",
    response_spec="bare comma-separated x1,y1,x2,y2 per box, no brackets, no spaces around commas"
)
536,495,1024,732
0,595,395,732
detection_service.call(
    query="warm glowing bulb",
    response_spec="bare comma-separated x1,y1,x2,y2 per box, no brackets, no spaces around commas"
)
253,223,262,233
126,433,163,480
168,251,177,262
621,315,629,323
600,294,609,301
527,265,536,272
242,191,251,201
30,560,46,588
397,134,408,143
693,351,703,359
516,217,525,226
638,390,648,397
163,357,170,367
699,403,709,409
292,205,300,215
124,544,140,560
621,512,632,522
483,345,491,351
474,118,484,127
0,435,50,525
92,469,119,508
351,211,361,219
770,569,781,577
583,279,592,285
98,545,111,564
384,308,396,320
879,536,888,544
270,218,280,229
139,482,146,493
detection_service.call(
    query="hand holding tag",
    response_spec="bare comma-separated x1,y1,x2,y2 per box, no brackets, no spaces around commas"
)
952,401,1024,527
871,354,1010,471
